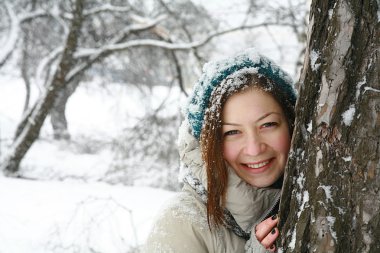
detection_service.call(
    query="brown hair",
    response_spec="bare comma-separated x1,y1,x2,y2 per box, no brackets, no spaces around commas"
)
200,72,295,228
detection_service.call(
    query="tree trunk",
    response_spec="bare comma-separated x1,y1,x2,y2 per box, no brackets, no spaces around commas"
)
0,0,84,174
50,77,81,140
279,0,380,252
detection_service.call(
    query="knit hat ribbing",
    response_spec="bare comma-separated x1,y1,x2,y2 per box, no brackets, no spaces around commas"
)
186,48,297,140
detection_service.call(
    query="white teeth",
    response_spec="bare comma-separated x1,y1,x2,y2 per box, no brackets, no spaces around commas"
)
246,160,270,169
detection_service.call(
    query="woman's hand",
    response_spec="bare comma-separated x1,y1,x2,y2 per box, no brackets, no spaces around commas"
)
255,214,279,252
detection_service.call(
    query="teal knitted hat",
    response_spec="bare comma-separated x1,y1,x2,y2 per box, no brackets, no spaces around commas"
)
186,48,297,139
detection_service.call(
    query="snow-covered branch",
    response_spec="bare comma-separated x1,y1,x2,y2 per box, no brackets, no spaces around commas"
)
18,9,49,22
62,3,132,19
0,3,68,69
66,21,293,84
83,3,132,16
17,3,132,22
123,14,167,36
73,14,167,59
35,47,64,88
74,22,293,59
0,3,19,67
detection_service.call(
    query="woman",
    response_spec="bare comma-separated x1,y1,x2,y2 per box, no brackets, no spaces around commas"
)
143,48,296,253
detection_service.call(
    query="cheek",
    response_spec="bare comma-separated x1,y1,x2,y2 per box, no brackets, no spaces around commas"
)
222,142,238,163
272,132,291,156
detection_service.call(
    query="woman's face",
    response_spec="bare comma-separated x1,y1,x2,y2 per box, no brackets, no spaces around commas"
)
222,88,291,188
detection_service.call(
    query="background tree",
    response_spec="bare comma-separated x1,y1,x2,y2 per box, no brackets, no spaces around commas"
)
1,0,85,174
0,0,308,189
0,0,215,174
279,0,380,252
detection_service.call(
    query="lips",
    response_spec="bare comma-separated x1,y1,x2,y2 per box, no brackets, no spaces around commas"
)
246,160,271,169
241,158,274,174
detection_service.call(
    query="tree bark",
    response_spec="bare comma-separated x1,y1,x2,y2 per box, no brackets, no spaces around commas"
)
279,0,380,252
50,77,81,140
1,0,84,174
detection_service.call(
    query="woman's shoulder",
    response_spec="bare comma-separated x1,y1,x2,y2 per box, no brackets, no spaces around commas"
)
142,191,211,253
155,190,208,230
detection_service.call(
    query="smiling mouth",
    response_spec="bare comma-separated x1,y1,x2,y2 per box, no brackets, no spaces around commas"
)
242,158,274,173
246,160,271,169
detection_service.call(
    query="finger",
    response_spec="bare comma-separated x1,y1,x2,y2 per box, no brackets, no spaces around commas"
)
267,244,276,253
260,227,279,248
255,214,279,241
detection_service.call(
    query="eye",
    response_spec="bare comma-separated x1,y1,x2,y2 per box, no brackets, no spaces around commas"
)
224,130,240,136
261,122,278,128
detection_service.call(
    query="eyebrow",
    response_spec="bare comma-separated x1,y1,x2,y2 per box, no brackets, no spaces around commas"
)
222,112,281,125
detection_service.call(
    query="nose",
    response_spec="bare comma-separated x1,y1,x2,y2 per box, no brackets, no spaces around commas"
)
243,134,266,156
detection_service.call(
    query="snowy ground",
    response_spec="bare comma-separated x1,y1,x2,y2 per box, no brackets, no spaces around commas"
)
0,75,178,253
0,177,175,253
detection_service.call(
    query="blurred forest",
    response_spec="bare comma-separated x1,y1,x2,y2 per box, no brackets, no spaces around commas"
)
0,0,308,190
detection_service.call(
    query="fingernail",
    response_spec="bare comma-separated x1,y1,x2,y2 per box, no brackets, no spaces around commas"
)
271,228,276,234
271,214,278,220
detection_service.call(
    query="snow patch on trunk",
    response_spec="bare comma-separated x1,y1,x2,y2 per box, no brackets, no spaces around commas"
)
342,105,356,126
310,50,320,71
315,149,323,177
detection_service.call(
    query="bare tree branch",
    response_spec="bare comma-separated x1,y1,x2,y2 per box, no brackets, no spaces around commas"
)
35,47,64,88
156,0,205,64
74,22,294,58
0,3,19,67
83,4,131,16
18,9,50,22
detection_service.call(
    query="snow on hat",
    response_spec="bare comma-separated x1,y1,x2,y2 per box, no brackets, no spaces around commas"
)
186,48,297,140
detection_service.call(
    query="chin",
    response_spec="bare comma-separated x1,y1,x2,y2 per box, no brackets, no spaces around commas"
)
250,182,272,188
248,175,281,188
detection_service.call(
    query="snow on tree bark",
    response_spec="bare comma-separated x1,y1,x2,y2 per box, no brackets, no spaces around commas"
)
279,0,379,252
0,0,85,174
